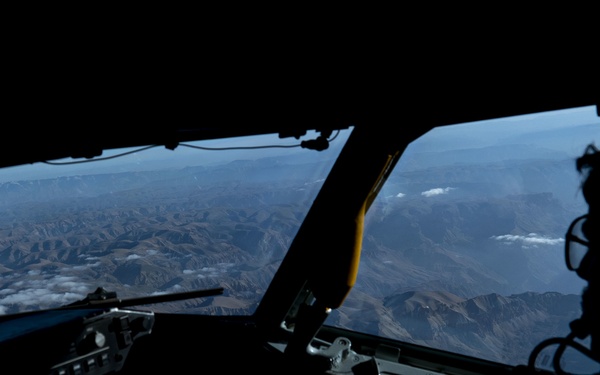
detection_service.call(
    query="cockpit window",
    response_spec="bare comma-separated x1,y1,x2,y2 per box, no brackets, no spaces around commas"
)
327,106,600,372
0,130,351,315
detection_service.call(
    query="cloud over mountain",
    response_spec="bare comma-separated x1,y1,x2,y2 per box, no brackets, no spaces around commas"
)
421,187,455,197
0,274,89,314
491,233,565,248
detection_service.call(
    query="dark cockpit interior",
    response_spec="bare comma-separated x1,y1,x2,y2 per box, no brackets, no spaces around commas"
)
1,56,598,375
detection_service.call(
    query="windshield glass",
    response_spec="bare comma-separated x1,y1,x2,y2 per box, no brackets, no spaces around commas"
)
0,129,351,315
327,106,600,373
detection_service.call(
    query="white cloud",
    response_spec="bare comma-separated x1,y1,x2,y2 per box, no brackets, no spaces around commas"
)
304,178,325,186
150,284,184,296
71,262,100,271
396,192,406,198
179,264,236,279
0,289,84,306
114,254,145,261
0,275,90,313
490,233,565,248
421,187,455,197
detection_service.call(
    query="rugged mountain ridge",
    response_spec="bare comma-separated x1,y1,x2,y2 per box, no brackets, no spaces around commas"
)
0,146,593,369
330,289,581,366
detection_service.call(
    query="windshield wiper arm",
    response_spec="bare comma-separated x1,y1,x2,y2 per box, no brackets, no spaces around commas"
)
61,286,224,310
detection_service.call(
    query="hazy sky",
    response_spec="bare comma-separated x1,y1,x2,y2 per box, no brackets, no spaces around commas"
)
0,106,597,183
0,129,352,183
412,105,599,154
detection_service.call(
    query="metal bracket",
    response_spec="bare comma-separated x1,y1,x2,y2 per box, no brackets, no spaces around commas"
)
308,337,374,374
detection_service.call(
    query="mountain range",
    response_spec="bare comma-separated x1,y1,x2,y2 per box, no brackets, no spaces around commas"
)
0,143,595,370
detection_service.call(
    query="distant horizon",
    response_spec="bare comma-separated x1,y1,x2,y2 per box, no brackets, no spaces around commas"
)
413,105,599,154
0,106,597,184
0,129,352,183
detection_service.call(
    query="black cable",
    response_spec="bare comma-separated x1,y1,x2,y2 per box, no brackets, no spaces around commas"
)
553,332,578,375
178,142,301,151
328,129,341,142
41,130,341,165
528,334,598,374
529,337,564,370
554,336,598,375
179,130,340,151
42,144,160,165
